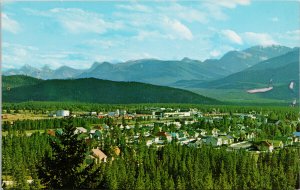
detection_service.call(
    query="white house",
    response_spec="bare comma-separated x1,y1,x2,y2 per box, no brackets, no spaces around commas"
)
212,128,219,137
125,125,133,129
90,112,97,116
178,112,191,117
108,112,116,117
91,148,107,163
199,129,207,136
146,139,154,146
75,127,87,134
184,120,195,125
56,110,70,117
293,132,300,142
205,136,222,146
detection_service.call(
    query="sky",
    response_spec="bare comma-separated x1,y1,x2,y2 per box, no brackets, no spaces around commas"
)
2,0,300,70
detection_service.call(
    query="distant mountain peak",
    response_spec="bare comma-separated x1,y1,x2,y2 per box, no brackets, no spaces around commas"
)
42,64,51,69
41,65,52,72
181,57,193,62
21,64,36,69
124,58,159,63
101,61,112,65
245,45,291,51
89,62,102,70
56,65,78,71
58,65,70,69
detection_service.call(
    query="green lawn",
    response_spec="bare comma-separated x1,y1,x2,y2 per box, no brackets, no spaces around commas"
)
189,88,288,105
2,129,47,136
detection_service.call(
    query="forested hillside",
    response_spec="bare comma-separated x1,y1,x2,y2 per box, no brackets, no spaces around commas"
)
2,75,42,90
2,76,218,104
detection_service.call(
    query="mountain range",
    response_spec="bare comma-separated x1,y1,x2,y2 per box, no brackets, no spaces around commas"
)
3,45,293,86
183,48,299,102
2,75,219,104
3,45,299,104
188,48,299,89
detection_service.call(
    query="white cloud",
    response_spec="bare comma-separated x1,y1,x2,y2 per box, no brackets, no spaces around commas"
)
216,0,251,9
204,0,251,20
210,50,221,57
113,6,196,41
204,4,228,20
25,8,123,34
158,3,208,23
2,42,39,69
270,17,279,22
123,52,156,61
243,32,278,46
51,8,123,34
208,45,236,59
285,30,300,37
163,18,193,40
221,29,243,44
84,39,123,49
133,30,163,41
178,9,207,23
117,4,152,12
23,8,49,16
2,42,100,70
113,12,153,28
275,30,300,47
2,13,21,33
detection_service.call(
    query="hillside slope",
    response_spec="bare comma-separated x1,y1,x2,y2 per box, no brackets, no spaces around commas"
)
192,49,299,89
2,76,219,104
2,75,43,89
206,45,292,74
187,49,299,102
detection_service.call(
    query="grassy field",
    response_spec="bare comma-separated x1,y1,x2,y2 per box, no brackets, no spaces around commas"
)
2,129,47,136
189,88,289,105
2,110,50,122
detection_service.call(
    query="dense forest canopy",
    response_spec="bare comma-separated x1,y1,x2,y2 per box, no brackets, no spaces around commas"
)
2,113,300,189
2,76,218,104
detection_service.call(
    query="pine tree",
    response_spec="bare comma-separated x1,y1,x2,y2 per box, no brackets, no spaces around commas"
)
13,165,30,190
30,168,43,190
37,118,100,189
135,173,145,190
176,177,185,190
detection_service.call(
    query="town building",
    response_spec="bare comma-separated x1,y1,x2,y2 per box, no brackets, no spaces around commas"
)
56,110,70,117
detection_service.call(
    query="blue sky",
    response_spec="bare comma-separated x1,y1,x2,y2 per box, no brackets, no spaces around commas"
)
2,0,300,70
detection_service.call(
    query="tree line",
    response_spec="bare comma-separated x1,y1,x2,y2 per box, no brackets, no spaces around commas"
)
2,117,105,131
3,102,299,117
2,118,300,189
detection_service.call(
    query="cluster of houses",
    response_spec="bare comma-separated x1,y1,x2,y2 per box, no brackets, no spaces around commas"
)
48,108,201,120
46,108,300,154
48,118,300,156
143,126,252,148
139,125,300,152
48,127,112,164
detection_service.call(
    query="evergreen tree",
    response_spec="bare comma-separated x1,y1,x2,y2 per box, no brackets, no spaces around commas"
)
30,168,43,190
135,174,145,190
176,176,185,190
13,165,30,190
37,118,100,189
